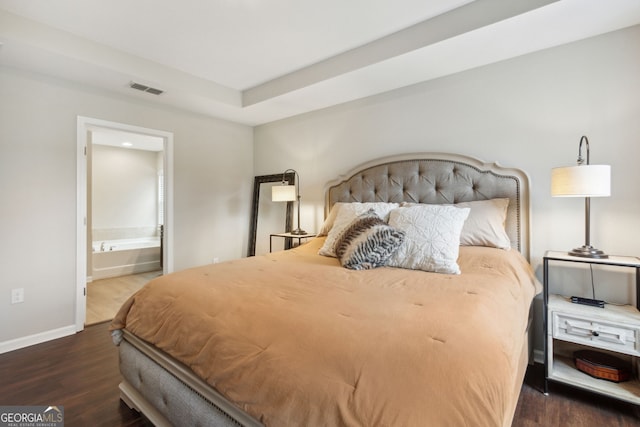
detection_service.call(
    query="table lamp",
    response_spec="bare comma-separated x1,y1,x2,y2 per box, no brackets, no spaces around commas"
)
272,169,307,235
551,135,610,259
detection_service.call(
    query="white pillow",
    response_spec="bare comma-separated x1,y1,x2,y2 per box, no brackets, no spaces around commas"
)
401,198,510,249
318,202,399,257
317,202,344,236
386,205,470,274
455,198,510,249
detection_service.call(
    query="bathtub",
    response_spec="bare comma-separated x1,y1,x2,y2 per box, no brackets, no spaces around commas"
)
92,237,161,280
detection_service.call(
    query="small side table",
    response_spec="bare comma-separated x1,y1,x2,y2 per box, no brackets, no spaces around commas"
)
543,250,640,403
270,232,316,252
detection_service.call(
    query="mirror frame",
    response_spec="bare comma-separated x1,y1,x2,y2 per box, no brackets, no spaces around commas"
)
247,172,294,257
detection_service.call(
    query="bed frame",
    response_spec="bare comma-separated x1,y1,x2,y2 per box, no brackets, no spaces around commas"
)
117,153,532,426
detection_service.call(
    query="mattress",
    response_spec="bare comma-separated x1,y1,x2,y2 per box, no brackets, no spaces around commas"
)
111,237,539,426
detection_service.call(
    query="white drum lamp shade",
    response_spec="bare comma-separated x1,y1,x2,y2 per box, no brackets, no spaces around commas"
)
551,165,611,197
272,184,296,202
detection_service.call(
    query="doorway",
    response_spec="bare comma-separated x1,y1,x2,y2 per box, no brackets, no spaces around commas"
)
76,117,173,331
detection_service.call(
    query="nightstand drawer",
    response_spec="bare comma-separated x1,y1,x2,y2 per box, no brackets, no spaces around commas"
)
553,312,640,355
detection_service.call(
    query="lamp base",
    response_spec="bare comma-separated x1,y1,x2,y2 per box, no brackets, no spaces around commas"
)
569,245,608,259
290,228,308,236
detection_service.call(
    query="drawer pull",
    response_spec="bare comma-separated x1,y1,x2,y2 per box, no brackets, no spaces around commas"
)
592,331,600,337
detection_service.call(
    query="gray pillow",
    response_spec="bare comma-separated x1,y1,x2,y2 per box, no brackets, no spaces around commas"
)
335,210,405,270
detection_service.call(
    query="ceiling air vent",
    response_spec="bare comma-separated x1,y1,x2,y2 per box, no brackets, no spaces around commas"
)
129,81,164,95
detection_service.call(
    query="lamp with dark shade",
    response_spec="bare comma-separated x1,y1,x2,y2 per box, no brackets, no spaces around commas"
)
272,169,307,235
551,135,610,259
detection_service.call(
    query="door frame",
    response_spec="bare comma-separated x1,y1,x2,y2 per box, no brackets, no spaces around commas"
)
76,116,174,331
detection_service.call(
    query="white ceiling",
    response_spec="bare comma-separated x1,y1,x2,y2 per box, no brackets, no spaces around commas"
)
1,0,639,126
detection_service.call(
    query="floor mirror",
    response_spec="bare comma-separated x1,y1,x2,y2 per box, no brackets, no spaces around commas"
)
247,173,294,257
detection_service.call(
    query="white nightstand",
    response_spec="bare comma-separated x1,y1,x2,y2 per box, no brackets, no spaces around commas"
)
269,232,316,252
543,251,640,404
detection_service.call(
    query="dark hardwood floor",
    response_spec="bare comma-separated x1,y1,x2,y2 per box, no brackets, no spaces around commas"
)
0,321,152,427
1,322,639,426
513,364,640,426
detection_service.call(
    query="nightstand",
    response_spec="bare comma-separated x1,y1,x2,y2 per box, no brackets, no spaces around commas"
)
543,251,640,404
269,232,316,252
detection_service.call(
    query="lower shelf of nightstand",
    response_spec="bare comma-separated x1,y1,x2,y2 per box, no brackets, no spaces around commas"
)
549,354,640,405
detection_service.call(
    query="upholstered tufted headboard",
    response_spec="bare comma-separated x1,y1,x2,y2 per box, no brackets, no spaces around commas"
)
325,153,531,260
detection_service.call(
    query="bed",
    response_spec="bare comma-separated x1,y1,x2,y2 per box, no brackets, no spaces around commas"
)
110,153,540,427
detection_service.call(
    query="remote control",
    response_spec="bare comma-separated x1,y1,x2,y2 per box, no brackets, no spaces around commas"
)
570,296,605,308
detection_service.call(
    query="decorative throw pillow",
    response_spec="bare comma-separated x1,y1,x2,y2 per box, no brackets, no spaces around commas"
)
387,205,470,274
318,202,400,257
335,210,405,270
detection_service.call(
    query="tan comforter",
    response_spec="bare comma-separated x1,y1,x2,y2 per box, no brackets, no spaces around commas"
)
111,238,540,426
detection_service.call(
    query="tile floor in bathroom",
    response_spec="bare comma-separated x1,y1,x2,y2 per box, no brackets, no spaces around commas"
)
85,270,161,325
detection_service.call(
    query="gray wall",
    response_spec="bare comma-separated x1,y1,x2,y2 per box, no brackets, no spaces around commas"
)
0,66,253,348
254,25,640,357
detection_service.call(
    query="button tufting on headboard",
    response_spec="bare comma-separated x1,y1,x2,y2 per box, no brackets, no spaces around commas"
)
324,153,531,260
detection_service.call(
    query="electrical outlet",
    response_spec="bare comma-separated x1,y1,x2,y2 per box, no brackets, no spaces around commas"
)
212,257,220,264
11,288,24,304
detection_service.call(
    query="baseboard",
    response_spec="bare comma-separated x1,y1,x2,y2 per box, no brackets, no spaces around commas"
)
0,325,76,354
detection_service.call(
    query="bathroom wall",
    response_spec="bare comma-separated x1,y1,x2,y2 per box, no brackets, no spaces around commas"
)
92,144,160,241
